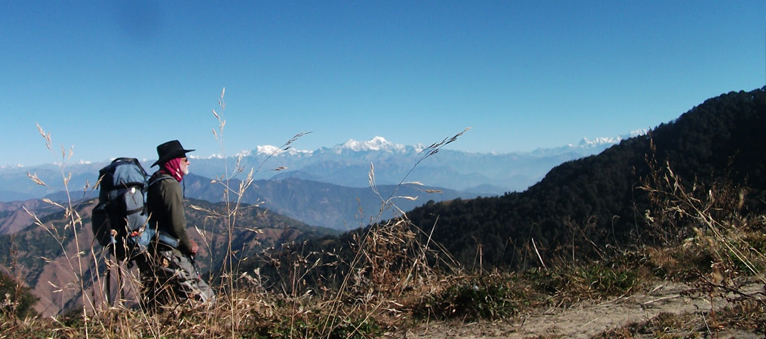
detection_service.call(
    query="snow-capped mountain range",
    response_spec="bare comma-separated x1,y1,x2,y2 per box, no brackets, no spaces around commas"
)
216,130,647,160
574,130,647,148
0,132,645,202
234,136,417,158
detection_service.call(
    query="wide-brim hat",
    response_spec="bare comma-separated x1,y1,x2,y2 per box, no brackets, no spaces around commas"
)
152,140,195,167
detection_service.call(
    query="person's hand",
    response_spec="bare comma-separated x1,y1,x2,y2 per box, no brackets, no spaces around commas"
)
190,239,199,255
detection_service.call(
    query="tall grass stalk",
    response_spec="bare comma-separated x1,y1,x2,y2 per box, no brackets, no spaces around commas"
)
207,87,311,335
26,124,93,337
318,129,469,336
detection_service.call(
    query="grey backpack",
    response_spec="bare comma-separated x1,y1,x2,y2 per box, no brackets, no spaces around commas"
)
91,158,155,261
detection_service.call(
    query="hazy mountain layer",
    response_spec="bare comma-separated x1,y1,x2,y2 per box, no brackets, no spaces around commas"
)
0,134,635,202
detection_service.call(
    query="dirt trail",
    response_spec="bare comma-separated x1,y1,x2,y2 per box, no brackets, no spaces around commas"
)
390,281,764,339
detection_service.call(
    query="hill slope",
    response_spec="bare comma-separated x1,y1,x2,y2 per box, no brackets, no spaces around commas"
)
401,87,766,269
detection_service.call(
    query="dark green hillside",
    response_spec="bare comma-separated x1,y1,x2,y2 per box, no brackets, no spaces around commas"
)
650,90,766,203
403,87,766,269
0,270,37,318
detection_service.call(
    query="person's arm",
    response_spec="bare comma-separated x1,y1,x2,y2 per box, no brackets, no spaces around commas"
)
160,180,195,255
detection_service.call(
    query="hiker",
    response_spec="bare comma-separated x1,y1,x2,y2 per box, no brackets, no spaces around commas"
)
139,140,215,308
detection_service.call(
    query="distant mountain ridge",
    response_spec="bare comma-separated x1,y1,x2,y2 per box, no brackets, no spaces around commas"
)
0,133,642,202
194,133,645,196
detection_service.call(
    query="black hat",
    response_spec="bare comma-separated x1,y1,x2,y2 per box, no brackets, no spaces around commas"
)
152,140,195,167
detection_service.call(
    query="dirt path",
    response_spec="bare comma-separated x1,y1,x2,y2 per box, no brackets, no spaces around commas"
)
390,281,764,339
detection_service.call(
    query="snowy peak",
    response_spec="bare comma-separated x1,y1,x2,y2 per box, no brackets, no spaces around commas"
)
256,145,282,156
253,145,312,157
575,136,621,148
530,130,648,157
205,137,410,159
574,130,648,148
197,145,312,159
335,136,407,153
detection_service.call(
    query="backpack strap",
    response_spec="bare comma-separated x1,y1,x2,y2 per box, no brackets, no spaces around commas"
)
148,174,172,187
146,173,172,210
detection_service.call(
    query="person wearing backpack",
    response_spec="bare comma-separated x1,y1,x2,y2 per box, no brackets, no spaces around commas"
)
140,140,215,308
92,157,155,306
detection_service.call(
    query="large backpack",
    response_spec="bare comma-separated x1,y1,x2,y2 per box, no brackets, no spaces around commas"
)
91,158,156,262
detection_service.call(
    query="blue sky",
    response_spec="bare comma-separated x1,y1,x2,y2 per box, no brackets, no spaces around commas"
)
1,1,764,167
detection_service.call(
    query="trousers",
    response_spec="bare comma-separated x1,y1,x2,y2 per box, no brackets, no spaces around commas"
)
135,248,215,309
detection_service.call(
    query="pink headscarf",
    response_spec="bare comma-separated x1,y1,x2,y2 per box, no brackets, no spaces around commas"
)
160,157,185,182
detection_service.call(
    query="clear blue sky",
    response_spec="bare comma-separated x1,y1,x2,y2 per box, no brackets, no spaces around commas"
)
1,1,764,167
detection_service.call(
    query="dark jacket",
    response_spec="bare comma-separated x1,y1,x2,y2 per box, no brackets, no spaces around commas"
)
147,172,194,255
